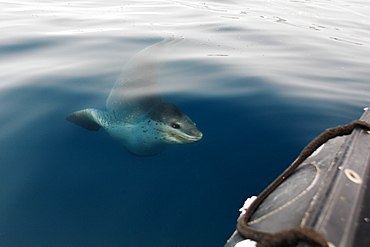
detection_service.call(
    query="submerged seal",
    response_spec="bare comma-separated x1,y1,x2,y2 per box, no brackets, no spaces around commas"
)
66,38,202,156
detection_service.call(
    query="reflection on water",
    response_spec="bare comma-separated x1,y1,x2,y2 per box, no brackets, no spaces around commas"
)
1,0,370,246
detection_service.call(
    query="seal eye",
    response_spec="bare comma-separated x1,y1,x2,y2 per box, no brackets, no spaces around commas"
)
171,123,181,129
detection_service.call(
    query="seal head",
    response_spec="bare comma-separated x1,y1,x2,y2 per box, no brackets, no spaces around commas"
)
149,102,203,144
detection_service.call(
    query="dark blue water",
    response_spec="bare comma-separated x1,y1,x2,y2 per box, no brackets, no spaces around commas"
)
1,1,370,246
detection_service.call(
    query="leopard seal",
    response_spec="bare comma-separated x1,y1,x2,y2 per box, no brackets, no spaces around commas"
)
66,38,202,156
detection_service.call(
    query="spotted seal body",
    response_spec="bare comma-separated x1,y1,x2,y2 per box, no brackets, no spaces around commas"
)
66,38,202,156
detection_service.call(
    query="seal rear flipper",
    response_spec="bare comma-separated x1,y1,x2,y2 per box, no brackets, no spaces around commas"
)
66,108,104,131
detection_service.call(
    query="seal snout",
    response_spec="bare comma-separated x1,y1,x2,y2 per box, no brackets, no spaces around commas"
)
187,128,203,142
190,128,202,139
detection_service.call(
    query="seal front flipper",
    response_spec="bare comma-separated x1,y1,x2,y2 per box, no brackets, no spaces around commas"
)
66,108,105,131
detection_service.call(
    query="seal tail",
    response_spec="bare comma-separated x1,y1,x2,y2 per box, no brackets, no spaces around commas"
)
66,108,105,131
